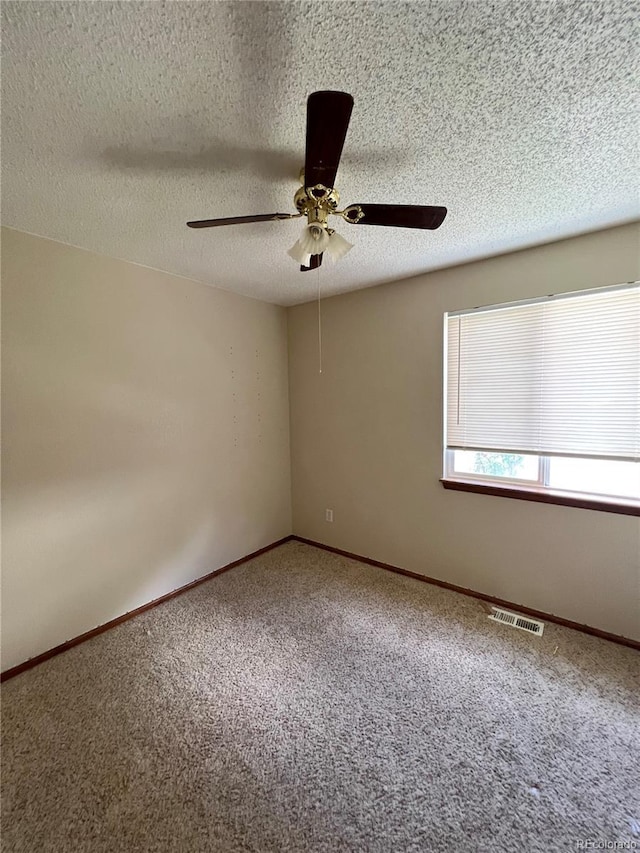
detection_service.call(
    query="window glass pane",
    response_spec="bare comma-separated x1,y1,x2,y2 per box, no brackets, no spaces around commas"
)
453,450,539,480
548,457,640,500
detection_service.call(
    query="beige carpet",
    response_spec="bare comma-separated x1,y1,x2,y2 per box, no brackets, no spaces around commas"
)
2,540,639,852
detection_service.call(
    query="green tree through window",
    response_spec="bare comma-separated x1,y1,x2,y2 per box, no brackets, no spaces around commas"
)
472,452,526,478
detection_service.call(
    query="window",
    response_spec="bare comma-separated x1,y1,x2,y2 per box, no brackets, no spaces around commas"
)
442,283,640,514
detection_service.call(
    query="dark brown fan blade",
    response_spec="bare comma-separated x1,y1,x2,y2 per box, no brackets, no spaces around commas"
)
346,204,447,230
304,91,354,191
300,253,323,272
187,213,297,228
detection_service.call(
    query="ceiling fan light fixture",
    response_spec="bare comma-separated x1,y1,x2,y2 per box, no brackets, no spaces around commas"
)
300,222,330,254
326,229,353,262
187,91,448,275
288,221,330,265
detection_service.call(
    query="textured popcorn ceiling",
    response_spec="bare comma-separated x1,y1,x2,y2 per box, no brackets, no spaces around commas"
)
2,1,639,306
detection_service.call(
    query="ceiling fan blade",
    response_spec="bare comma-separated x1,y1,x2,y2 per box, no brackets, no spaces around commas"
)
304,91,354,191
300,253,323,272
347,204,447,230
187,213,297,228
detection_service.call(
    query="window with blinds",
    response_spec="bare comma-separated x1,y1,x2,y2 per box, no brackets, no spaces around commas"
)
443,283,640,507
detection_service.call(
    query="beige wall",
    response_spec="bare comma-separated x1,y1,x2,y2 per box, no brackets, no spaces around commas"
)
1,228,291,670
288,223,640,641
3,223,639,671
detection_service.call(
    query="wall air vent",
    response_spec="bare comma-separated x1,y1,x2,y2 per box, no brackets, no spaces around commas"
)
489,607,544,636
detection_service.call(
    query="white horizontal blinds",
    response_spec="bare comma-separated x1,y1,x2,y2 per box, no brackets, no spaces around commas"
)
447,304,544,455
539,286,640,459
446,284,640,461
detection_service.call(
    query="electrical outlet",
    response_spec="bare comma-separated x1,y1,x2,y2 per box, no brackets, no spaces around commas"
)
325,509,334,522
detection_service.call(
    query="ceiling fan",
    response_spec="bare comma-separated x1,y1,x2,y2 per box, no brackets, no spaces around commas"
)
187,91,447,272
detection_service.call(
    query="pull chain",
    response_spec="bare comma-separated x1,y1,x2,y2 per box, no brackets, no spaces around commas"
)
317,264,323,374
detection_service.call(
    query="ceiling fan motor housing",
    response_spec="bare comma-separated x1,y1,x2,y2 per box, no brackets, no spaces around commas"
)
294,183,340,227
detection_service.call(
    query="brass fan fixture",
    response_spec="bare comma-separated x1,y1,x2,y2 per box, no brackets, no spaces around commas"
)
187,91,447,271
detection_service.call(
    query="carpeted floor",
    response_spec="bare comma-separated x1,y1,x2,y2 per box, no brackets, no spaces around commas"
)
2,540,639,853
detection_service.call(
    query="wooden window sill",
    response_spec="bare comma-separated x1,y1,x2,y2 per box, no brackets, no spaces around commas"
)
440,478,640,517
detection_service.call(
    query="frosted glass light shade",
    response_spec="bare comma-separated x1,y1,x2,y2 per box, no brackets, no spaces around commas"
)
288,223,330,265
299,223,330,254
287,224,354,265
326,230,353,262
287,241,311,265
